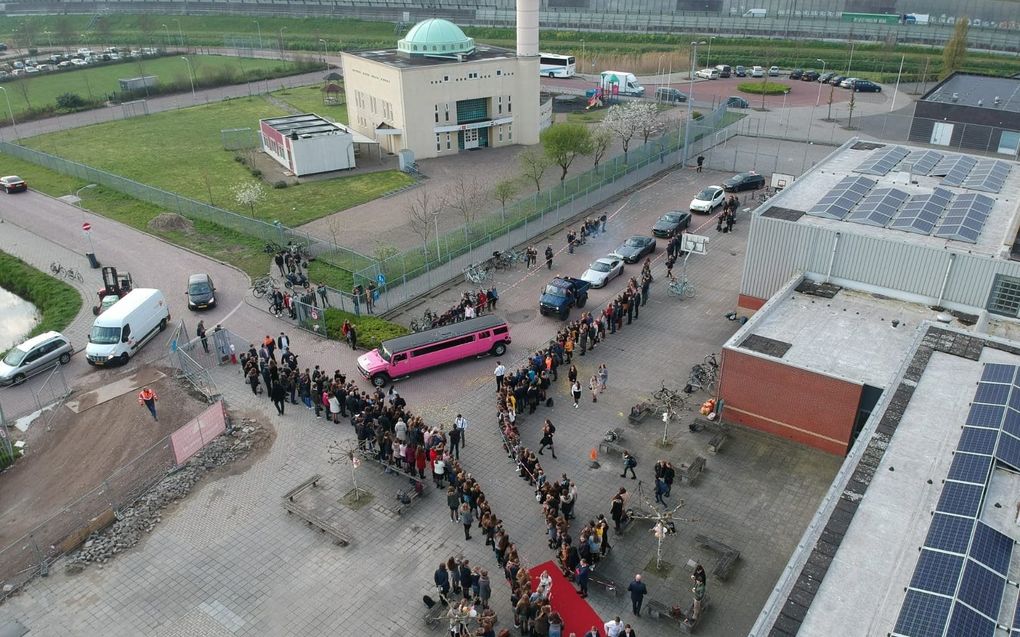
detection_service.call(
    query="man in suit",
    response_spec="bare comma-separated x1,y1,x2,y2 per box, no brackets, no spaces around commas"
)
627,574,648,615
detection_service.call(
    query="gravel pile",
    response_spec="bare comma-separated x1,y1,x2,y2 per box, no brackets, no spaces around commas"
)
64,419,266,574
146,212,194,233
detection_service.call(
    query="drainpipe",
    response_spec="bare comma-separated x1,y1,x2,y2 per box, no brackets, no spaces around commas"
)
935,252,956,309
824,232,841,283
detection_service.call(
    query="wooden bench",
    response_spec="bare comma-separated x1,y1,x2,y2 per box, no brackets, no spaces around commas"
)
708,430,729,454
677,595,712,634
679,456,707,485
628,402,655,425
282,475,352,546
695,534,740,581
599,439,626,456
395,480,427,516
588,573,621,597
646,597,712,633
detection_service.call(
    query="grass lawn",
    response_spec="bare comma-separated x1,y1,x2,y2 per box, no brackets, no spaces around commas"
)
1,55,307,119
566,101,675,124
271,84,349,123
0,251,82,356
22,97,412,227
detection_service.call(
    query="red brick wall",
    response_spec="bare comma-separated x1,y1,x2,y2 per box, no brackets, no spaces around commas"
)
719,348,862,455
738,294,767,311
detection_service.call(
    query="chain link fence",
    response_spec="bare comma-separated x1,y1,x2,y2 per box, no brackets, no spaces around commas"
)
0,365,71,431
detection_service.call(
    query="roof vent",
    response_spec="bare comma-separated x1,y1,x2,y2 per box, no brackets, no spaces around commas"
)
994,96,1001,106
951,92,959,102
977,99,983,107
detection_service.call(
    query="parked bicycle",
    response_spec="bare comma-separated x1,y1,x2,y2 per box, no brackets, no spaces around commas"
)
684,353,720,394
464,262,492,284
409,308,438,333
668,275,696,299
252,276,276,298
263,241,283,255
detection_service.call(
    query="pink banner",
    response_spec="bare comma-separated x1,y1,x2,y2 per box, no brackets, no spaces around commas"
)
170,401,227,465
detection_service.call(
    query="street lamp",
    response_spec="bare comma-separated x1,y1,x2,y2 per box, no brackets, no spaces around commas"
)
815,58,826,106
657,53,666,81
173,18,185,47
43,30,53,49
682,41,706,169
706,36,716,70
161,24,171,48
319,38,328,69
279,27,287,52
75,183,97,207
253,20,262,49
580,38,585,72
0,87,19,141
180,56,196,97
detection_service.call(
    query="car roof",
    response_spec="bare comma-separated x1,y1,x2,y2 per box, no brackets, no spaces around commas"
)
593,256,619,264
188,273,211,284
15,331,67,352
2,175,23,180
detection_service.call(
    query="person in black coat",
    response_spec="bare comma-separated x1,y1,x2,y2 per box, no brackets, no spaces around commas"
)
627,574,648,615
270,381,287,415
458,560,473,600
434,563,451,598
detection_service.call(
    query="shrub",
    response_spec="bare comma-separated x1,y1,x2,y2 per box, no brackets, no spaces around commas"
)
737,81,791,95
56,93,87,110
273,180,288,189
234,154,245,163
691,111,704,120
323,308,408,351
250,169,263,178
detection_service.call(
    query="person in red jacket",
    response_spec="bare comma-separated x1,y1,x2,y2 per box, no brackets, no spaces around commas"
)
138,387,158,421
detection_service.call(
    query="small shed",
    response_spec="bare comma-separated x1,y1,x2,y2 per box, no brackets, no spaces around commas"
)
118,75,159,93
260,113,375,176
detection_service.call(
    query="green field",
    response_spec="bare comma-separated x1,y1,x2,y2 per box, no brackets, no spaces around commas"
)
22,97,411,227
0,250,82,356
271,84,348,123
1,55,311,119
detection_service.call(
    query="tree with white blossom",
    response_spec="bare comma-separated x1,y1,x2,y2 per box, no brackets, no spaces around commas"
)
232,181,266,218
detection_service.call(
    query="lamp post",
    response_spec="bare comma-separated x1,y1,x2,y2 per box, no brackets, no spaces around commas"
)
161,24,171,48
43,30,53,49
815,58,826,106
319,38,328,69
279,27,287,52
706,36,716,70
0,87,19,141
76,184,98,266
180,56,196,97
682,41,706,169
173,19,185,48
580,38,585,73
253,20,262,49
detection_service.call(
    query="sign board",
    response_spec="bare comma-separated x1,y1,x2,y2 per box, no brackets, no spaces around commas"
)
376,273,386,286
771,173,795,191
681,233,710,255
81,222,92,232
310,308,319,321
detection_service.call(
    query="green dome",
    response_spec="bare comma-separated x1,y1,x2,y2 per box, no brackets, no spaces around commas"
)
398,18,475,57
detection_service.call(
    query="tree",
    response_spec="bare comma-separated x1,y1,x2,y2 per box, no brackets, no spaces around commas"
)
493,178,519,222
846,89,857,129
232,181,266,218
602,103,642,160
445,176,482,235
541,123,593,182
407,187,440,258
137,14,155,44
826,83,835,122
519,148,550,192
55,17,76,48
590,124,613,168
632,102,665,144
941,17,970,79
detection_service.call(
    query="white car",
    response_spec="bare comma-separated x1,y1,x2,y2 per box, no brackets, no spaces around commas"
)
768,65,780,76
695,68,720,80
70,59,87,66
751,66,764,78
690,185,725,214
580,256,625,289
839,77,858,88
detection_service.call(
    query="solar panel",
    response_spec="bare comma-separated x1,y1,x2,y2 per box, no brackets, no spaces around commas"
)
855,145,911,176
1009,389,1020,412
974,381,1011,405
1013,594,1020,631
925,514,976,554
809,176,876,220
966,403,1006,428
845,187,909,227
901,150,944,176
936,482,984,517
931,154,975,178
981,364,1016,383
934,193,994,243
959,427,1000,455
909,550,966,596
1003,409,1020,438
894,590,953,637
962,160,1011,194
947,453,993,485
956,559,1006,619
969,522,1014,576
889,188,952,235
995,432,1020,471
947,602,998,637
941,156,978,187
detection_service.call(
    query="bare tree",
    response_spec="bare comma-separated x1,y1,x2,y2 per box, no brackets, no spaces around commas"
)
519,148,550,193
14,78,32,110
493,178,520,222
590,124,613,168
407,187,439,258
602,103,642,160
446,176,482,236
846,89,857,129
327,216,345,251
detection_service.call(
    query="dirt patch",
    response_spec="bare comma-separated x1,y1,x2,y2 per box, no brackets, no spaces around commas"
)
147,213,195,234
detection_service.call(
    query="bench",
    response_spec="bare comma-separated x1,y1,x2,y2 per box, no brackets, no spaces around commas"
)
646,597,711,633
708,431,729,454
395,480,427,516
599,439,626,456
677,595,712,634
617,512,636,535
679,456,707,485
588,573,621,597
628,402,655,425
282,475,352,546
695,534,741,581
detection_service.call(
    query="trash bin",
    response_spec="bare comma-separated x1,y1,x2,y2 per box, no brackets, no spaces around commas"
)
86,252,101,269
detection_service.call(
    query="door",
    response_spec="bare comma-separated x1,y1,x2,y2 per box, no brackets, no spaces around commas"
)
463,128,479,150
930,122,954,146
997,131,1020,157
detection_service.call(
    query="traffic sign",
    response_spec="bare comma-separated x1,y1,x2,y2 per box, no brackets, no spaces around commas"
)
310,308,319,321
376,273,386,286
81,222,92,232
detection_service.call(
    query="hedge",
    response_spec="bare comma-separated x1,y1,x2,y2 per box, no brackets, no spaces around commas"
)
322,308,409,352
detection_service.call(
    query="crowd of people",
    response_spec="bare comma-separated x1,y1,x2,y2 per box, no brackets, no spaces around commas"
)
416,288,501,332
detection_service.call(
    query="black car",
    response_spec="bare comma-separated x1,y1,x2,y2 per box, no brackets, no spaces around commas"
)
789,68,803,80
186,273,217,310
734,65,747,77
651,211,692,238
818,72,835,83
851,79,882,92
828,75,846,86
802,70,820,81
611,236,656,263
722,171,766,192
725,96,749,109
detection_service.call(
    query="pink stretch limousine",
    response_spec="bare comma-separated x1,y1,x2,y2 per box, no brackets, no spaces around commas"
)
357,315,511,387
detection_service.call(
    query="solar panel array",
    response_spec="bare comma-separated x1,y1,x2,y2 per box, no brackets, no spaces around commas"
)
844,187,910,227
887,188,953,236
901,150,944,176
854,145,911,176
930,154,971,177
808,175,876,220
961,160,1011,193
892,363,1020,637
939,156,978,187
933,193,994,243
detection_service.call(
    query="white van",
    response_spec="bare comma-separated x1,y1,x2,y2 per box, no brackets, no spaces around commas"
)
743,8,767,17
600,71,645,97
86,288,171,366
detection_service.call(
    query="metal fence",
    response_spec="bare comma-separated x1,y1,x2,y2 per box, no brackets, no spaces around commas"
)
0,365,71,429
166,322,221,403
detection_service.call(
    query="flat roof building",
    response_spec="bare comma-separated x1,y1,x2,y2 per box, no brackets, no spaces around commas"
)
259,113,374,177
910,72,1020,157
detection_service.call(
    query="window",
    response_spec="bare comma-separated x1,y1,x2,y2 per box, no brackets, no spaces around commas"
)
508,96,512,113
998,131,1020,156
392,353,406,364
436,134,441,152
443,75,449,82
493,326,509,335
445,105,450,122
498,96,502,115
478,331,490,338
446,133,451,150
496,69,502,76
411,335,474,357
988,274,1020,317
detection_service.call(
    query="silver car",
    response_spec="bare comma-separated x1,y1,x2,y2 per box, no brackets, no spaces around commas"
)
0,331,73,386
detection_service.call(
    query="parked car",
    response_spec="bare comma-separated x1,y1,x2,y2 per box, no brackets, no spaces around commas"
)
839,77,858,88
715,64,732,78
722,171,766,192
186,273,217,310
580,256,625,288
789,68,804,80
725,96,750,109
0,43,7,51
802,70,820,81
654,87,688,103
0,175,27,193
611,236,656,263
57,60,72,68
734,65,747,77
695,68,720,80
828,75,845,85
768,65,780,77
751,66,764,77
0,332,73,386
818,72,835,83
652,211,692,238
86,288,171,367
851,79,882,92
690,186,725,213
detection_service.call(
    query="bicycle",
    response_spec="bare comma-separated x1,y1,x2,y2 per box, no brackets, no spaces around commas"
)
50,262,64,276
685,358,719,394
267,294,284,318
252,276,276,298
464,263,491,284
263,241,283,255
64,268,84,283
652,380,681,403
668,276,696,299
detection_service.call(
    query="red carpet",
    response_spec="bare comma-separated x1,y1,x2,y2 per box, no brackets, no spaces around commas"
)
529,560,604,636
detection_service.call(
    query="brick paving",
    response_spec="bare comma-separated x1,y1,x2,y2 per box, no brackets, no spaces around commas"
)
1,164,841,636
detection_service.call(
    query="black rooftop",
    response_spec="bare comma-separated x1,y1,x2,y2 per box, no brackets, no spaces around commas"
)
382,314,507,353
921,72,1020,114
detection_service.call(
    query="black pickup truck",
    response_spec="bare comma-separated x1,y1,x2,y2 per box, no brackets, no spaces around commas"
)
539,277,590,320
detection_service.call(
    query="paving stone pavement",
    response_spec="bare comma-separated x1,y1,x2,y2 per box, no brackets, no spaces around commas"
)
1,165,842,636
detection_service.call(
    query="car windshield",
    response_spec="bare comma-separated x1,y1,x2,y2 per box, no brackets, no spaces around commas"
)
90,325,121,345
661,214,681,223
189,281,211,295
3,348,28,366
625,237,644,247
697,188,718,199
544,284,566,296
379,345,392,363
5,176,22,183
590,261,612,273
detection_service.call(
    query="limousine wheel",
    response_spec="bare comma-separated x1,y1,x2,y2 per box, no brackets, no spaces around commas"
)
491,343,507,356
371,374,389,388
